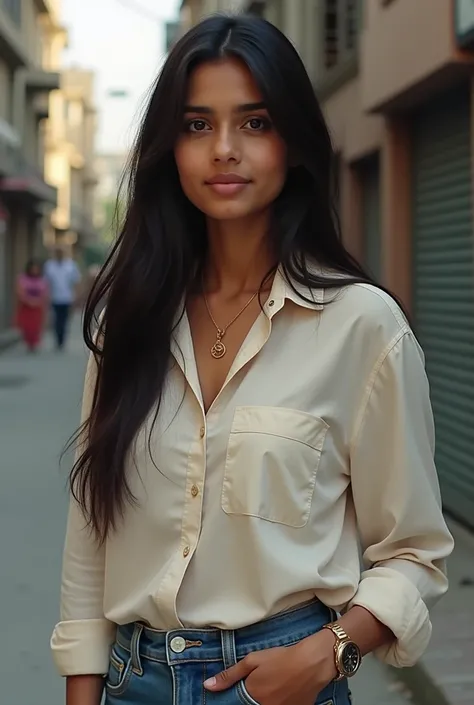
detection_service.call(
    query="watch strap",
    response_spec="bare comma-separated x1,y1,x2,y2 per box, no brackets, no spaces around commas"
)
323,622,353,681
323,622,350,643
323,622,361,681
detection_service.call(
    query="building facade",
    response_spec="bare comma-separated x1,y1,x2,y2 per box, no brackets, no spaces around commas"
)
0,0,60,334
44,66,99,256
0,0,99,339
94,151,127,245
178,0,474,527
179,0,246,32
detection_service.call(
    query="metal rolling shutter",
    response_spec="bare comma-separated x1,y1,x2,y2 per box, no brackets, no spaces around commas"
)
412,88,474,526
361,156,381,281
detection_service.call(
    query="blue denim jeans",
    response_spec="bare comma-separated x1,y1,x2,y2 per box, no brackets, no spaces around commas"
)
104,600,352,705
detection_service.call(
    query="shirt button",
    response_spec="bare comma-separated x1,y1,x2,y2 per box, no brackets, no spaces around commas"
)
268,299,275,307
199,426,205,438
170,636,186,653
183,546,190,558
191,485,199,497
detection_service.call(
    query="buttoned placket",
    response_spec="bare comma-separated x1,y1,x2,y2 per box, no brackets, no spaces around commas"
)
154,291,283,626
153,310,207,626
153,402,207,626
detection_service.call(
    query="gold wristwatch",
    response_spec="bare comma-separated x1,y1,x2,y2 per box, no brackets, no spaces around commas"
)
323,622,362,681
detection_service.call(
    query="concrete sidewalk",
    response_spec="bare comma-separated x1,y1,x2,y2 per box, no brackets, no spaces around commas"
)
391,519,474,705
0,318,88,705
0,326,20,351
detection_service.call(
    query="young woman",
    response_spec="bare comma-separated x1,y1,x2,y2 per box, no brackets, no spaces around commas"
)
15,259,48,352
51,14,453,705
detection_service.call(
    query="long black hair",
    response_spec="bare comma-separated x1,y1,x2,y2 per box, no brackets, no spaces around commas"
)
71,13,394,543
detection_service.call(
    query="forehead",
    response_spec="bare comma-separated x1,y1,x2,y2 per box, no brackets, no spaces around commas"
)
185,57,263,106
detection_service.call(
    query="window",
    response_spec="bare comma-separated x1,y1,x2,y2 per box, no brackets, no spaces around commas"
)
3,0,21,26
345,0,358,50
323,0,360,71
324,1,339,69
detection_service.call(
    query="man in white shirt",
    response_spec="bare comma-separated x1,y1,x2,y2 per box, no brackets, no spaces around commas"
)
44,248,81,350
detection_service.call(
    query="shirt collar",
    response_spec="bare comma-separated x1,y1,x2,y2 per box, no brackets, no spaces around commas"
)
267,266,325,315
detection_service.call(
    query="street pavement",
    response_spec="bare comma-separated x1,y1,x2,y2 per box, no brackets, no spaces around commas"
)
408,520,474,705
0,318,415,705
0,319,87,705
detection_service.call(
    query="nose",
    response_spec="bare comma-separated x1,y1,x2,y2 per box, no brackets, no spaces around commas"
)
212,126,241,163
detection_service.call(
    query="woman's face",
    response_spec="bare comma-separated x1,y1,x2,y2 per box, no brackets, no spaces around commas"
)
174,57,287,223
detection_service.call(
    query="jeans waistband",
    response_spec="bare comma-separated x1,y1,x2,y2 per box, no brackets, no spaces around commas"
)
115,599,334,668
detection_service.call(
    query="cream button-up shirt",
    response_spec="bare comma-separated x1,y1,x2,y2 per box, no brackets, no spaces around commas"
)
51,270,453,677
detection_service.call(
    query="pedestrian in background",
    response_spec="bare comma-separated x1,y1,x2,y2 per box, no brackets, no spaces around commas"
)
51,14,453,705
44,247,81,350
14,259,48,353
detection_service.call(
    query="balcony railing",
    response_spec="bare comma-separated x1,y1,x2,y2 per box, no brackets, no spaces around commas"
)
315,0,361,99
0,1,28,67
0,118,57,204
0,117,21,176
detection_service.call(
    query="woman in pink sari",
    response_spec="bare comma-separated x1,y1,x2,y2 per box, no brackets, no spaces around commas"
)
15,260,49,352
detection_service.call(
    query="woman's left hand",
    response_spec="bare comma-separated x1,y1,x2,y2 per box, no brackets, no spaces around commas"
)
203,630,337,705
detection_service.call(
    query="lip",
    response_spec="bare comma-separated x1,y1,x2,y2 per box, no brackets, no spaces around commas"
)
205,173,250,185
205,173,251,197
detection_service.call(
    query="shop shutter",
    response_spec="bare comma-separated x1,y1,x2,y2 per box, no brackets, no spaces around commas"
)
361,156,381,281
412,87,474,526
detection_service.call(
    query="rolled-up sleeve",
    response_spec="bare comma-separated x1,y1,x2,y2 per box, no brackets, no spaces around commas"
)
51,348,115,676
348,329,454,667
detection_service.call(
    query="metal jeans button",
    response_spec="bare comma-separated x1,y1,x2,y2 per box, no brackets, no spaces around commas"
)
170,636,186,653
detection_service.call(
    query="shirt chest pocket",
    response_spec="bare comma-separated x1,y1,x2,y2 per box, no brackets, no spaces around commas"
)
221,406,329,528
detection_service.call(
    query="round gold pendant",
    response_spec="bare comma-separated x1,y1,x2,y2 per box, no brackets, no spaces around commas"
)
211,340,226,359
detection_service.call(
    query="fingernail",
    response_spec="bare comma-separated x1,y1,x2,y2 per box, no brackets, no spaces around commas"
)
203,677,217,688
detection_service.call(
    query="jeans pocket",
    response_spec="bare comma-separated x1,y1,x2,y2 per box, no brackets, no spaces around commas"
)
236,682,338,705
105,645,133,697
236,680,260,705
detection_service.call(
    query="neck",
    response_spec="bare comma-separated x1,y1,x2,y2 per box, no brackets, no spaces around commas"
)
204,213,276,295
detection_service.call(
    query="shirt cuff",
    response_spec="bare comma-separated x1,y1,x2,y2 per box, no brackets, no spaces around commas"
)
346,566,432,667
51,618,116,676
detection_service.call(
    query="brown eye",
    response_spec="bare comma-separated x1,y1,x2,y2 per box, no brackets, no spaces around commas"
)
245,117,271,131
187,119,209,132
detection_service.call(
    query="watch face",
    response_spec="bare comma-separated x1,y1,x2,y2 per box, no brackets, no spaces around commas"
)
341,642,361,676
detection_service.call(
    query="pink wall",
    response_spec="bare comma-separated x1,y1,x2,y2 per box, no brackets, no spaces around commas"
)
321,0,474,310
361,0,471,112
324,77,384,162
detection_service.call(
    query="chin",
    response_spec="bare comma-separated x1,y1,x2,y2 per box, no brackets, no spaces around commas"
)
201,203,257,221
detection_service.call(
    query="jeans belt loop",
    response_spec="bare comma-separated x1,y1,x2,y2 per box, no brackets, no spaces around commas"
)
130,623,144,675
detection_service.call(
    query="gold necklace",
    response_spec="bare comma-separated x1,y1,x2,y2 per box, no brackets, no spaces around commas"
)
202,283,259,359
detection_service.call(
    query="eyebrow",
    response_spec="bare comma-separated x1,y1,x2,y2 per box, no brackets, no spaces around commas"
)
183,101,267,114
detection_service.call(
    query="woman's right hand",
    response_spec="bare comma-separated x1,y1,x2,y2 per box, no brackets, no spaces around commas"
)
66,675,104,705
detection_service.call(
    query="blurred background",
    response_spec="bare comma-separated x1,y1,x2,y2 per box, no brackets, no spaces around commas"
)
0,1,473,704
